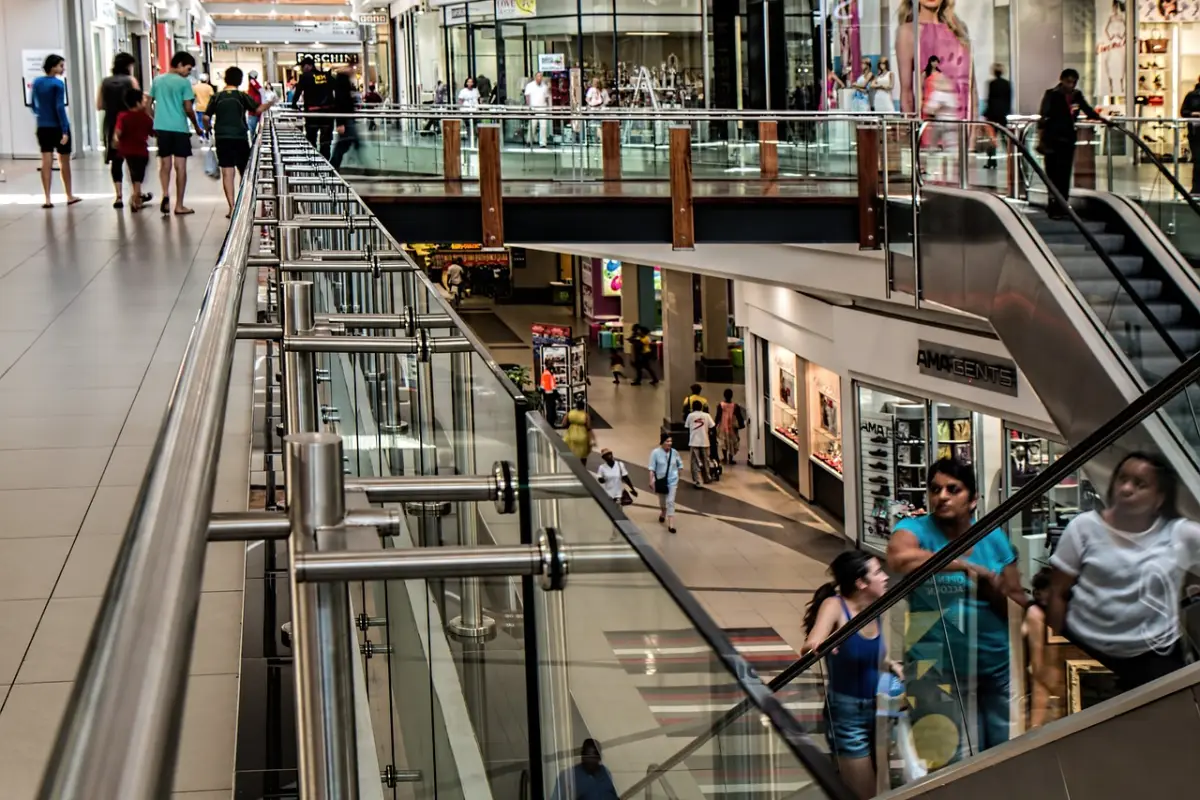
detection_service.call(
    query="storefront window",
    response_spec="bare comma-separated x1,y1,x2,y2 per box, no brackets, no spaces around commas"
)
769,345,800,449
807,363,842,475
857,384,927,551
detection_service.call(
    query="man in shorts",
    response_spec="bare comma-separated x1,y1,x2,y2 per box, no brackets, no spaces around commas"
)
31,54,79,208
149,51,201,215
204,66,275,216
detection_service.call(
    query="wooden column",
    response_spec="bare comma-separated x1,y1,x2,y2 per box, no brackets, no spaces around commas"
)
760,120,778,180
443,119,462,181
479,124,503,247
601,120,621,181
856,126,880,250
669,125,694,250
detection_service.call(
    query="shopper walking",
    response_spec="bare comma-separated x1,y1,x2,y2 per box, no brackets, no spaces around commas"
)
458,77,481,107
684,400,715,487
563,397,595,463
97,52,145,209
1037,68,1102,218
293,56,335,160
192,73,215,132
524,71,552,147
983,63,1012,170
1047,452,1200,692
681,383,709,420
246,71,264,139
648,434,683,533
204,67,274,216
596,448,637,506
610,350,625,384
113,90,154,213
713,388,746,465
330,65,361,169
887,458,1027,763
540,367,559,427
149,51,201,215
31,54,79,209
803,551,899,800
1181,78,1200,194
549,739,618,800
629,326,658,386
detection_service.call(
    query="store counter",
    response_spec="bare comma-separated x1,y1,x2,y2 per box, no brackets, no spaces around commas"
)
810,456,845,523
550,281,573,305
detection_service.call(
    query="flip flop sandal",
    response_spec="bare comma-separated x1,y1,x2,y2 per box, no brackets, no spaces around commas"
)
160,198,170,215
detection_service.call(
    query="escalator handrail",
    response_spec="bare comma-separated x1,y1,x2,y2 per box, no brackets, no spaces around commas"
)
625,346,1200,799
949,119,1188,363
1101,119,1200,223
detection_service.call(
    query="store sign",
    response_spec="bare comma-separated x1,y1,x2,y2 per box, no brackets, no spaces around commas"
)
538,53,565,73
916,341,1018,397
295,52,359,65
293,21,360,36
358,13,388,24
496,0,536,20
96,0,117,27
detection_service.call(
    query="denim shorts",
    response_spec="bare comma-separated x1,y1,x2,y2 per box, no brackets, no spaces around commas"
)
825,690,876,758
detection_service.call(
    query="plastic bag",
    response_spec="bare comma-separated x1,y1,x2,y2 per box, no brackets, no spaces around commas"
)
203,145,219,178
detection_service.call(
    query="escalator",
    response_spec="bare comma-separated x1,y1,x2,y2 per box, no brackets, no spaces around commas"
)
628,348,1200,800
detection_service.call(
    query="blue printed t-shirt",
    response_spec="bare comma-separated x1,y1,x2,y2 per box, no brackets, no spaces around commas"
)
894,515,1016,676
149,72,196,133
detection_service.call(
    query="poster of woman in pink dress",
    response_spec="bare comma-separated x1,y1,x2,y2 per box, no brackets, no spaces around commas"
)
895,0,976,121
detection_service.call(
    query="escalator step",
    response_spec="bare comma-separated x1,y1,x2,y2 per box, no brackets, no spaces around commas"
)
1103,300,1185,326
1058,254,1145,278
1076,278,1163,300
1045,233,1126,252
1111,327,1200,355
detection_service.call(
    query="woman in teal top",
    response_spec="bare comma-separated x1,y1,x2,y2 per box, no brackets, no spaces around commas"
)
887,458,1027,769
648,434,683,533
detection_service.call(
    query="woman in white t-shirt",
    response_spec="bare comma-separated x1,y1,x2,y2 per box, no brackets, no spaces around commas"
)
457,77,480,107
585,78,607,109
595,448,637,505
1047,452,1200,692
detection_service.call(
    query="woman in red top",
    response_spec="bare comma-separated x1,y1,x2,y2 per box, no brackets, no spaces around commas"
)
114,89,154,212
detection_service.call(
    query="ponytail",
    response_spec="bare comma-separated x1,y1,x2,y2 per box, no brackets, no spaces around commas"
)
803,582,839,634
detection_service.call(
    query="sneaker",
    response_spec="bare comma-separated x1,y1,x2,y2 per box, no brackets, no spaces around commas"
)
669,527,677,534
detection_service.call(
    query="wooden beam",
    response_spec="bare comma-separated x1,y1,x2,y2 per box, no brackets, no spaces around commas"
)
601,119,621,181
856,126,880,250
479,124,503,247
759,120,778,180
443,119,462,181
669,125,694,250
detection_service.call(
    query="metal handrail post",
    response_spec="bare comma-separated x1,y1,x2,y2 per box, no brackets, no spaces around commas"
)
283,282,319,433
286,432,359,799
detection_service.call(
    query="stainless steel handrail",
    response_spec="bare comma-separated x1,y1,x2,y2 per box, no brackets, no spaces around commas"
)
281,106,908,122
37,131,264,798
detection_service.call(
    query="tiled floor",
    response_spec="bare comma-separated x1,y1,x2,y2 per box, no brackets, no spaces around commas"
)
0,154,254,799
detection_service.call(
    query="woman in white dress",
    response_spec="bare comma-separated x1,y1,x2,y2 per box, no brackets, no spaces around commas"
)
852,57,874,112
872,57,895,112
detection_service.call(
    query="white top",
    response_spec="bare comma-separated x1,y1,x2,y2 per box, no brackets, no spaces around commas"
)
445,263,464,285
685,410,715,448
1050,511,1200,657
585,86,605,107
524,80,551,108
458,87,480,106
596,460,628,500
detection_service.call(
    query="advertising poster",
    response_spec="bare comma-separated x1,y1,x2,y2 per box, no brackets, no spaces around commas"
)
496,0,537,21
1096,1,1128,102
600,259,622,297
580,258,594,320
894,0,994,119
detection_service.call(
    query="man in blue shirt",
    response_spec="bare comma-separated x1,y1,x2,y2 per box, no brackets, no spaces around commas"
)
149,51,200,215
887,458,1027,768
31,54,79,209
550,739,618,800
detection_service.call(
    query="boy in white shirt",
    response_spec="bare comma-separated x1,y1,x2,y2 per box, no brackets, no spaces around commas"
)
595,448,637,504
684,399,716,487
524,72,551,146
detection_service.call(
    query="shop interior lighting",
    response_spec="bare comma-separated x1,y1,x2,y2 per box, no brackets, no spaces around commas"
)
626,31,668,36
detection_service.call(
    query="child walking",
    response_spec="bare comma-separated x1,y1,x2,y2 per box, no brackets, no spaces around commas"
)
610,351,625,385
113,89,154,213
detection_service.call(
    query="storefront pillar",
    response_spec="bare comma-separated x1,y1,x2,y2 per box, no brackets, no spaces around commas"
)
637,265,658,329
661,268,695,435
700,275,731,382
620,261,640,354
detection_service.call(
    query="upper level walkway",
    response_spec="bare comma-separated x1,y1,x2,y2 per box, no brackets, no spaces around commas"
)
0,156,250,799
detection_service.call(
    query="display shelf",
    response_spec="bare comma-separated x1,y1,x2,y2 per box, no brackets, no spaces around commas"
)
772,427,800,450
811,455,844,479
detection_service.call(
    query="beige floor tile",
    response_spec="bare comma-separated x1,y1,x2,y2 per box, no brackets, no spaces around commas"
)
188,591,243,676
0,600,47,685
78,486,139,537
52,536,122,599
0,415,126,451
0,487,93,539
99,446,153,488
0,682,72,800
0,448,112,491
171,674,238,793
0,538,73,601
0,387,137,417
15,597,102,684
202,543,247,592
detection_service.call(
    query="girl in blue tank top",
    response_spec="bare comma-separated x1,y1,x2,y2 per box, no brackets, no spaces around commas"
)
804,551,902,799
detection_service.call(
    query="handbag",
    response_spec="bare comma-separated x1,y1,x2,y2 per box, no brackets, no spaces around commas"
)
654,475,668,494
620,489,634,506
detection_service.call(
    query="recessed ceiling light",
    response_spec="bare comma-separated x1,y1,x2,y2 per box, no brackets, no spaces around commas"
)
234,8,241,14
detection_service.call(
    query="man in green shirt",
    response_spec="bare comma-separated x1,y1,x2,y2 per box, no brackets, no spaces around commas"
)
204,66,274,216
148,51,200,215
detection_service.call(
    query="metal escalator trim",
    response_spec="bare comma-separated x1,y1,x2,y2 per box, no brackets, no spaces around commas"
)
1104,121,1200,224
628,347,1200,798
879,660,1200,799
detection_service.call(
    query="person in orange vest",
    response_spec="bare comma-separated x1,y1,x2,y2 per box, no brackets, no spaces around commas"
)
540,367,559,427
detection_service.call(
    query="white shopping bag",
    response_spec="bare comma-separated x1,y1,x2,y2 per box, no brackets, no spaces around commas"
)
203,145,219,178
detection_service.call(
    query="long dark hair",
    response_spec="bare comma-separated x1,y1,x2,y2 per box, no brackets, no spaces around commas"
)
923,55,940,78
803,551,873,634
112,52,136,76
1106,451,1179,519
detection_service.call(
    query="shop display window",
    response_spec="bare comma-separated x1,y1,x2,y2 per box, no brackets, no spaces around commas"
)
770,345,800,449
807,363,842,475
857,385,928,550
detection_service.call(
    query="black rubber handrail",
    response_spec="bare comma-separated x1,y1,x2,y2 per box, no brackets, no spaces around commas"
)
625,346,1200,799
1103,119,1200,221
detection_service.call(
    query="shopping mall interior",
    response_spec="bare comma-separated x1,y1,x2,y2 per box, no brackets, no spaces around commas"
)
3,0,1200,799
